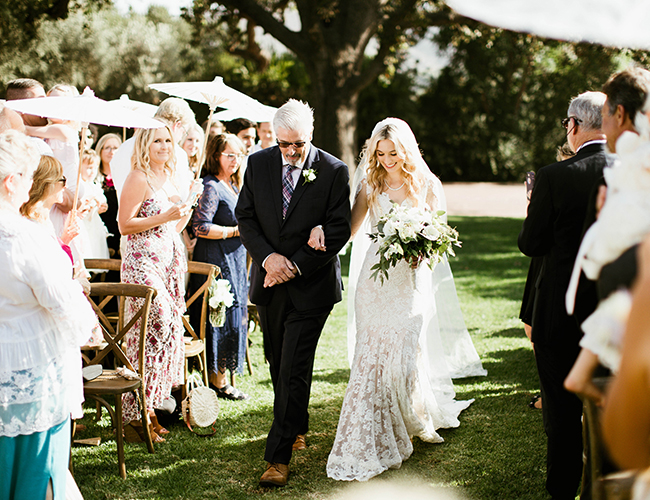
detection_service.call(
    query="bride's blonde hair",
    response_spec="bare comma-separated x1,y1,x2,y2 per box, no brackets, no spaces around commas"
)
359,119,427,214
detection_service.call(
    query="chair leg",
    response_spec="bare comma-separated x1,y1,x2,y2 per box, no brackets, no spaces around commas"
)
201,349,209,387
115,396,126,479
182,358,189,400
246,330,253,376
137,386,155,454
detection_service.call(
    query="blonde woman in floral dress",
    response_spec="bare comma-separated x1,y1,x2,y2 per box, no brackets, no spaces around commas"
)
118,124,201,442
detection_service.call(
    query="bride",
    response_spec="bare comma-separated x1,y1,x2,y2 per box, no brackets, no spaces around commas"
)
318,118,485,482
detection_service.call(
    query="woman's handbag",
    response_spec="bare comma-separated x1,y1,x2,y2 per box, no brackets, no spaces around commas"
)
182,372,219,436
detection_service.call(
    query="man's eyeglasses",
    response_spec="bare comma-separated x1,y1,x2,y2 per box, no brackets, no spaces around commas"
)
221,153,244,161
561,116,582,130
278,141,306,149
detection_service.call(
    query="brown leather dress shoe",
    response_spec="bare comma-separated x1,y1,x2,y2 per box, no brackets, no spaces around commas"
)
259,462,290,487
292,434,307,451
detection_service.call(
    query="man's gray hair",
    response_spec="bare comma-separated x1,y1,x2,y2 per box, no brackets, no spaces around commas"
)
568,91,607,131
273,99,314,134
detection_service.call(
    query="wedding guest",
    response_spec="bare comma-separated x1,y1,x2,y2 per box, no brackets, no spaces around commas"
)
0,130,95,500
118,126,201,442
190,133,249,400
112,98,196,202
564,67,650,404
94,133,122,258
203,118,224,137
24,84,84,259
182,123,205,176
226,118,256,156
251,121,276,152
602,234,650,471
0,103,26,133
4,79,53,156
78,150,110,260
521,144,576,410
236,99,351,487
518,91,609,500
20,156,82,273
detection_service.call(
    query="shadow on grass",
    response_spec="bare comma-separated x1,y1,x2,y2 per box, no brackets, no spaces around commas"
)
312,368,351,385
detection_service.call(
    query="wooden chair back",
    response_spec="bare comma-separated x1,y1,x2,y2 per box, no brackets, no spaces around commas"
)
85,258,122,273
184,261,219,343
82,282,157,478
87,282,155,373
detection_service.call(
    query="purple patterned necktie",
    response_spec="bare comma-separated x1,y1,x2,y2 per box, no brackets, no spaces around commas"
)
282,165,296,218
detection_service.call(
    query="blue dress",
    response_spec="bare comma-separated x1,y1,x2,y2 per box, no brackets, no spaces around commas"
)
191,175,248,375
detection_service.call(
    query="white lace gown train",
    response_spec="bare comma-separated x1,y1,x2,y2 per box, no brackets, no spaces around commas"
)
327,190,474,481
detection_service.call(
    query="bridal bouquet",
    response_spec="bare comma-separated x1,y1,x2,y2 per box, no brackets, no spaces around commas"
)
208,279,235,327
368,204,460,283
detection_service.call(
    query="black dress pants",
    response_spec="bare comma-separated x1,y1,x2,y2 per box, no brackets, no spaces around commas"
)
535,341,584,500
257,285,332,465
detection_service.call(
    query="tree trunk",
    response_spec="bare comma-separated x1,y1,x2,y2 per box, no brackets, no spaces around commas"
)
311,86,359,171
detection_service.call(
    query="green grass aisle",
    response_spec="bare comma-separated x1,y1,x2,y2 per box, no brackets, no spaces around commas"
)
73,216,548,500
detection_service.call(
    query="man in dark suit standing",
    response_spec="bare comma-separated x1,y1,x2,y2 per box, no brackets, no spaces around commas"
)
518,91,609,500
236,99,351,487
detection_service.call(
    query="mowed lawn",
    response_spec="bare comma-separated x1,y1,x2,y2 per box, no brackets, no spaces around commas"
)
73,216,550,500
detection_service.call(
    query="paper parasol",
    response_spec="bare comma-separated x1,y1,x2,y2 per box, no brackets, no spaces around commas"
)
214,101,277,123
446,0,650,50
110,94,159,140
7,87,163,211
149,77,269,177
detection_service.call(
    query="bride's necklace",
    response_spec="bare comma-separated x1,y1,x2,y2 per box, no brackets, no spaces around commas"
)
384,179,405,191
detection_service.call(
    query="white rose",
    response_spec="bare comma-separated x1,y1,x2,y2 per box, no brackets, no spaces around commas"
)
383,219,397,236
422,224,441,241
397,222,418,241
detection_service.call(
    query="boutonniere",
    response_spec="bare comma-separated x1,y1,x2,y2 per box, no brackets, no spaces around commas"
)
302,168,317,184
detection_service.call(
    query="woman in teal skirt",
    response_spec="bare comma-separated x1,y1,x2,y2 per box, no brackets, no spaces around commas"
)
0,131,96,499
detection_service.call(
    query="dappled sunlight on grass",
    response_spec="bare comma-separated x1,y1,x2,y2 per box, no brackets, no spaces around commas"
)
73,215,549,500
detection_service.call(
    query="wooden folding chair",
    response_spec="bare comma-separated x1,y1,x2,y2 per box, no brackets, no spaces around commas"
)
183,261,218,398
83,282,157,479
581,377,636,500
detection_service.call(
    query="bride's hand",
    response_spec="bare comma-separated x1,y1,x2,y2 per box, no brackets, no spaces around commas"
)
308,225,326,251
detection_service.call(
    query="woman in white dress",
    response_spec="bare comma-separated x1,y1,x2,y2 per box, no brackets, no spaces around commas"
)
324,118,484,482
0,131,95,499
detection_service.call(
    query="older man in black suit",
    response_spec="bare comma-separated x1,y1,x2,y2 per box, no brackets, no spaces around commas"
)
519,91,609,500
236,99,351,487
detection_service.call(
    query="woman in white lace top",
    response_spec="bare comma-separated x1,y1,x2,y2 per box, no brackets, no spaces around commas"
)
0,131,96,500
323,118,484,481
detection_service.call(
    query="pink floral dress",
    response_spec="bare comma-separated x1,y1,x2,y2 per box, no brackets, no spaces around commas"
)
121,186,187,423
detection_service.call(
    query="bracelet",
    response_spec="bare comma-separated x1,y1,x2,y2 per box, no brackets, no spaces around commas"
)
222,227,228,240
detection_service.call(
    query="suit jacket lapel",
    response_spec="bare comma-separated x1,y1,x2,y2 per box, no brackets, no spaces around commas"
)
283,146,320,223
269,148,284,225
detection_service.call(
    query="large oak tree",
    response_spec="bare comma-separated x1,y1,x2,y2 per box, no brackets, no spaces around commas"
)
186,0,464,168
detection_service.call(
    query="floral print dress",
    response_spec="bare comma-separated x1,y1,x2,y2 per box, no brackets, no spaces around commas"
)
121,184,187,423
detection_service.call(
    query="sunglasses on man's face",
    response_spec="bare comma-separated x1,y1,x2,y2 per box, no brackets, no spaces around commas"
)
561,116,582,130
277,141,306,149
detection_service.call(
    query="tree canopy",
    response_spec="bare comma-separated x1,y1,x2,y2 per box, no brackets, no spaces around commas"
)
2,1,649,181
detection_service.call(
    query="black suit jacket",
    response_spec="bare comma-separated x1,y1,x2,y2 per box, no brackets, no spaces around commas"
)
235,144,351,311
518,142,609,346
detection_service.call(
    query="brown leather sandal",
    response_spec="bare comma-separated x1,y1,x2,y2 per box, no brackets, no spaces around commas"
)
124,420,165,443
150,414,169,435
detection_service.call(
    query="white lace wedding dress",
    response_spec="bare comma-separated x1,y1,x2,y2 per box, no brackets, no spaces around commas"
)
327,182,475,481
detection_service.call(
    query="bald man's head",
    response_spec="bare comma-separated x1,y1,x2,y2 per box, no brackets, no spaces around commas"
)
0,104,26,133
